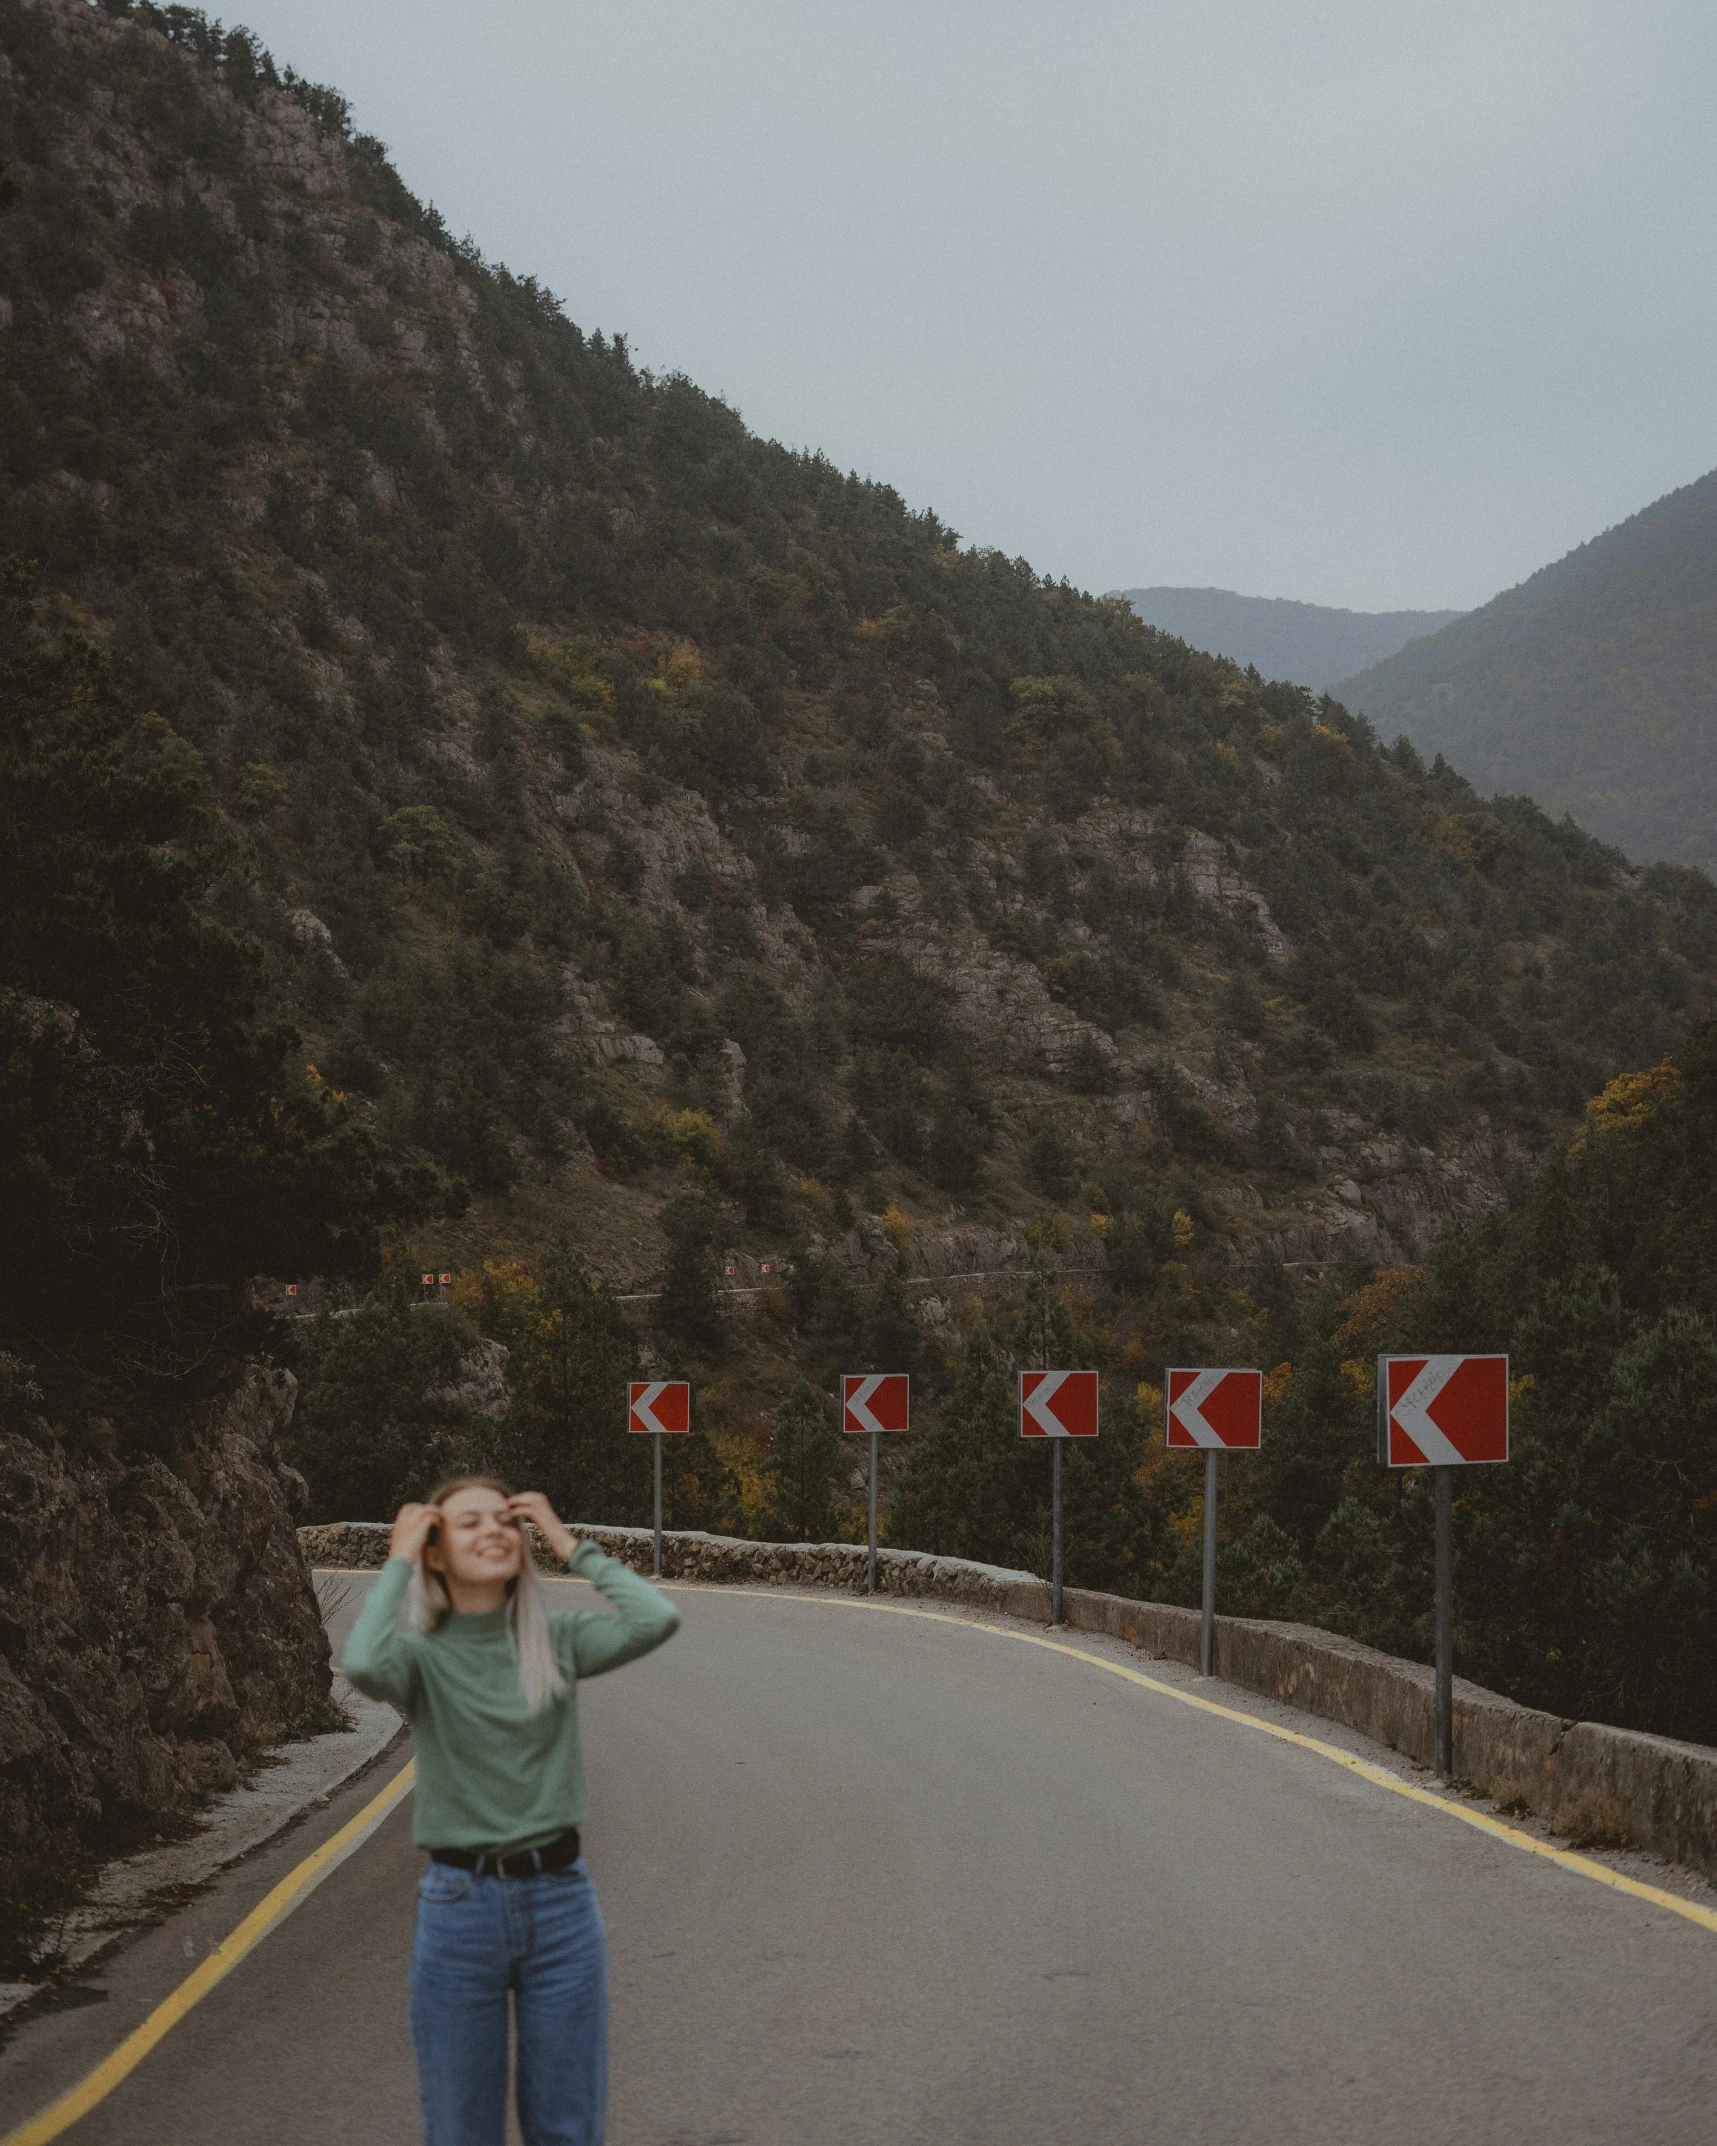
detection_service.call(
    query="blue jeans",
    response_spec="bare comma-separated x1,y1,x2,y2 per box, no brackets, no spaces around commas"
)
408,1858,608,2146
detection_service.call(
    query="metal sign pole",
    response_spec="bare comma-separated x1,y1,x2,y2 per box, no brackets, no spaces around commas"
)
1435,1464,1453,1778
1051,1440,1064,1625
867,1429,880,1595
1201,1448,1218,1677
653,1432,663,1580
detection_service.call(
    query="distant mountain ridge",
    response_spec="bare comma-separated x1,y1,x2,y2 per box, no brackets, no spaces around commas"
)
1337,469,1717,870
1114,587,1465,692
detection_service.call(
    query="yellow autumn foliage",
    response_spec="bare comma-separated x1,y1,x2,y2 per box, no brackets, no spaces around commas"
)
654,1108,724,1175
1572,1058,1680,1151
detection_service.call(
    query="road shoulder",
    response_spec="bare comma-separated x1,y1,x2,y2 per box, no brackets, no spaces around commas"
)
0,1671,402,2025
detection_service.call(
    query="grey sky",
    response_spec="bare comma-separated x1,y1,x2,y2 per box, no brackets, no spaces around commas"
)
232,0,1717,611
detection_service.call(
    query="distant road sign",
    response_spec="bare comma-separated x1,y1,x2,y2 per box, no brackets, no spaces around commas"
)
628,1380,690,1436
843,1374,910,1435
1379,1356,1508,1467
439,1271,452,1286
1019,1370,1099,1438
1167,1369,1263,1450
421,1272,434,1286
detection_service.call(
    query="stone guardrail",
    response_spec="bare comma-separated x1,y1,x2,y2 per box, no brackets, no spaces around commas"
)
301,1520,1717,1883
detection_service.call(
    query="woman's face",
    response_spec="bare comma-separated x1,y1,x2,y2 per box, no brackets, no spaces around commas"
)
426,1487,523,1587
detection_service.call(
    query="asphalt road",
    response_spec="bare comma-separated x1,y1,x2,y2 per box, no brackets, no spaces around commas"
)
4,1574,1717,2145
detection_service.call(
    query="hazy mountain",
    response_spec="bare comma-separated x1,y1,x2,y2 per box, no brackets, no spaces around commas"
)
1338,470,1717,869
1115,588,1465,692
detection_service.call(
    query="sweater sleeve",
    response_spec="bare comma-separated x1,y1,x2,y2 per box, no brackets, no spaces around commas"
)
560,1541,681,1679
339,1557,420,1712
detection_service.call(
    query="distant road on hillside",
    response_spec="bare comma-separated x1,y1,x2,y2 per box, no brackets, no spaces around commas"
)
7,1576,1714,2144
1116,586,1465,692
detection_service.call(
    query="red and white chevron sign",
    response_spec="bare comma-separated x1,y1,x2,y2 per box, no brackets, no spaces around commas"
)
1166,1368,1262,1450
842,1374,910,1435
1019,1370,1099,1439
1379,1356,1508,1468
628,1380,690,1436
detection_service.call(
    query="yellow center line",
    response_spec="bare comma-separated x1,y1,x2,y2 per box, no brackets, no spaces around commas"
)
657,1580,1717,1937
2,1760,416,2146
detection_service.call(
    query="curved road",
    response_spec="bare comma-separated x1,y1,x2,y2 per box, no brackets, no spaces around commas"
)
4,1575,1716,2144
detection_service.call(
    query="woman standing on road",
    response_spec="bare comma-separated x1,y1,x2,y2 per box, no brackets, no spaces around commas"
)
342,1477,680,2146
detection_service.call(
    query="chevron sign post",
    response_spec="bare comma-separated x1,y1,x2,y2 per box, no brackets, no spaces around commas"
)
1019,1370,1099,1625
843,1375,911,1596
1379,1354,1510,1778
628,1381,690,1577
1167,1368,1264,1678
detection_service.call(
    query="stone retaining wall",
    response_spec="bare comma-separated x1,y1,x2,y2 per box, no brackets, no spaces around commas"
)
301,1520,1717,1882
298,1520,1051,1618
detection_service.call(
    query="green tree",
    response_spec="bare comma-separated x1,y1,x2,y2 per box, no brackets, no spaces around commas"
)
288,1284,480,1519
474,1239,646,1523
762,1377,846,1543
888,1322,1026,1564
656,1191,727,1360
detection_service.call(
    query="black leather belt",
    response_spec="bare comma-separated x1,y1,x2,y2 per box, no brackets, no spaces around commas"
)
429,1825,581,1879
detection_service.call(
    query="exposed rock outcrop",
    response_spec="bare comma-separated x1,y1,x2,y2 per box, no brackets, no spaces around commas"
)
0,1366,331,1860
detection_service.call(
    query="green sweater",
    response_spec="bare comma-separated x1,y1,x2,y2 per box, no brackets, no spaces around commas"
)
341,1545,680,1852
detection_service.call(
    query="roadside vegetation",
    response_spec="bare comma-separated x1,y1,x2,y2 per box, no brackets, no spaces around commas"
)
284,1031,1717,1746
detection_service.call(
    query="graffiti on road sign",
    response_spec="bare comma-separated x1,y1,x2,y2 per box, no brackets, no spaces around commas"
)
1019,1369,1100,1438
1378,1355,1508,1467
1166,1368,1263,1450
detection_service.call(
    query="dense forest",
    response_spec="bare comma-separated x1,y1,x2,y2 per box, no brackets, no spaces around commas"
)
1232,1033,1717,1744
7,0,1717,1745
1339,465,1717,871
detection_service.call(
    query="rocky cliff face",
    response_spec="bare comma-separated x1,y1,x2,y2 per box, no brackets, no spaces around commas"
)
0,1365,331,1860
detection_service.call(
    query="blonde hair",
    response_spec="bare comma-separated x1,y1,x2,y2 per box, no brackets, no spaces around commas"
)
405,1475,569,1714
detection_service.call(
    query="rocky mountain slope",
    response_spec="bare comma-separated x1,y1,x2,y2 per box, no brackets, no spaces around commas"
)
1117,588,1464,693
3,0,1716,1426
1338,467,1717,869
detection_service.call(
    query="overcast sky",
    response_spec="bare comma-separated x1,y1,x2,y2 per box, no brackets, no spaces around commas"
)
232,0,1717,611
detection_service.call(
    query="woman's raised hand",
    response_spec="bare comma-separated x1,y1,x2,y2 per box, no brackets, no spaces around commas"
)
506,1491,576,1565
389,1501,442,1563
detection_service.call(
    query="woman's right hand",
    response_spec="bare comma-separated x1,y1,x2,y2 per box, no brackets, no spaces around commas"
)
389,1501,442,1562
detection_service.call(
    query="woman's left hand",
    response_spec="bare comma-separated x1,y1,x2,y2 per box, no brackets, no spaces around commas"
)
506,1491,576,1565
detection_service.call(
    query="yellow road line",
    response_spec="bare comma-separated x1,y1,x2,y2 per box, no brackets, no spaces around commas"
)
660,1580,1717,1938
2,1760,416,2146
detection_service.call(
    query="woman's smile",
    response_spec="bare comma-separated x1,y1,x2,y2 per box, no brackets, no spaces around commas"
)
434,1493,526,1596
